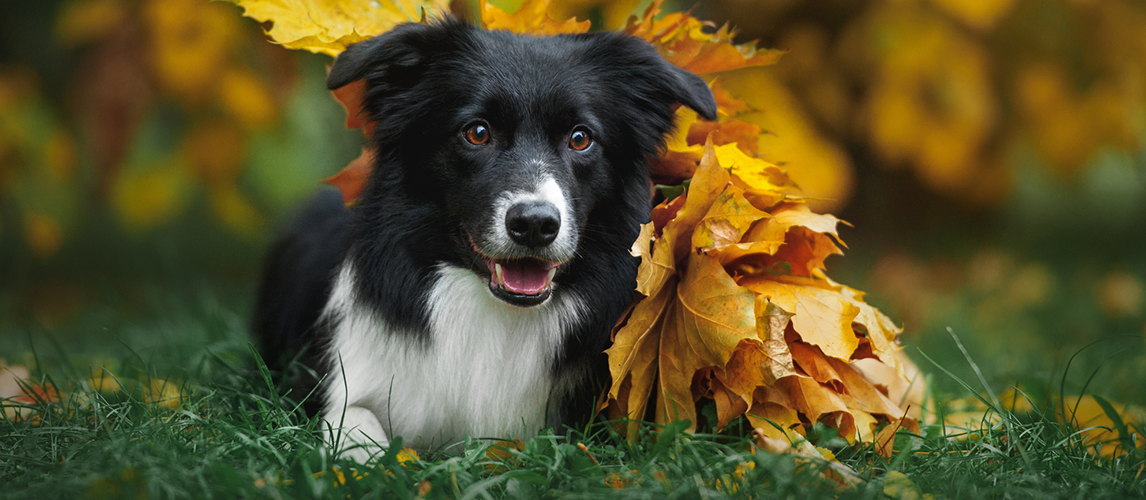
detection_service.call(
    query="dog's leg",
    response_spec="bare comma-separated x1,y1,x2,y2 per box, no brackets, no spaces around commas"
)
328,405,390,463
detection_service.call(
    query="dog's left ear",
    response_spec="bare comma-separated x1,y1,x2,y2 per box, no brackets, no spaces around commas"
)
654,58,718,121
327,18,468,91
602,36,718,121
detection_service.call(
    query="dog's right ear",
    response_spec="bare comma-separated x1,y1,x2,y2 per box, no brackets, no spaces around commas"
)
327,20,462,91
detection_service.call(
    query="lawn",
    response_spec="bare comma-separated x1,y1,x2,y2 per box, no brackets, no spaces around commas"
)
3,238,1144,498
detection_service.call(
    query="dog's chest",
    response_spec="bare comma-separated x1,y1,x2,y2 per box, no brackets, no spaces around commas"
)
324,265,580,451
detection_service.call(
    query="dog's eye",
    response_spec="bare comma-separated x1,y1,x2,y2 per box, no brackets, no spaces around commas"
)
569,127,592,151
464,122,490,145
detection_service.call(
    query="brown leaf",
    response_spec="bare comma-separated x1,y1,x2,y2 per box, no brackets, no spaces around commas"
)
661,141,730,263
330,79,375,138
687,118,761,153
790,341,844,391
605,275,676,435
322,148,375,205
630,222,675,298
777,374,855,439
656,252,757,430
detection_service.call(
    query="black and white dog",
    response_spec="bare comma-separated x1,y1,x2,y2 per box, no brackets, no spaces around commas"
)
253,17,716,459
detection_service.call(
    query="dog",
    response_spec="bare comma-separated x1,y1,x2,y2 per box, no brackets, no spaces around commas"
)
253,17,716,459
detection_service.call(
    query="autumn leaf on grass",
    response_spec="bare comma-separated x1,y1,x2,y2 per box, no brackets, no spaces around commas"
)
656,252,758,428
608,138,918,450
0,361,61,421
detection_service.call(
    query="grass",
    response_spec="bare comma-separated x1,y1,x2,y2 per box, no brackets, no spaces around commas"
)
2,287,1145,499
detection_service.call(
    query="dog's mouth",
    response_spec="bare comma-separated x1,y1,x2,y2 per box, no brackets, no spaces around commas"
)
486,258,559,306
467,236,568,307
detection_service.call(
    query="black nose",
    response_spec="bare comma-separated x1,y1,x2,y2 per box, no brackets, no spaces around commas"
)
506,202,561,247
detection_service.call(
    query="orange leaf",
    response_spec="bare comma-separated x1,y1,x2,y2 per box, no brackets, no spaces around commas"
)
776,374,854,439
790,341,844,391
624,0,783,75
605,274,676,434
480,0,590,35
687,118,761,153
828,356,907,421
331,79,376,138
322,148,376,205
655,252,757,430
660,140,730,263
710,79,751,116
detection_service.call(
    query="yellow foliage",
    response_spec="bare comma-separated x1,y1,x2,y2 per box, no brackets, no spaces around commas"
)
1063,395,1146,459
209,184,266,238
185,122,246,187
547,0,641,30
234,0,450,57
926,0,1017,30
112,160,194,230
718,69,855,213
56,0,128,46
219,67,278,128
145,0,240,102
23,211,63,257
852,5,998,196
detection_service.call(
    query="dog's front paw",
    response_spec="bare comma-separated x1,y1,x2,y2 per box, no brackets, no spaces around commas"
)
326,406,390,463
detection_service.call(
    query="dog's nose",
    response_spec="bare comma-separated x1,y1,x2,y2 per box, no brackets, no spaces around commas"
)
506,202,561,247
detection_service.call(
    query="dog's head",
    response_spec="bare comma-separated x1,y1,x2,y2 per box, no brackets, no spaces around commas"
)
330,18,716,308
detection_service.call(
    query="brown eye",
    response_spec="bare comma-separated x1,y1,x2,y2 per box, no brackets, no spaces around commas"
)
569,127,592,151
464,122,490,145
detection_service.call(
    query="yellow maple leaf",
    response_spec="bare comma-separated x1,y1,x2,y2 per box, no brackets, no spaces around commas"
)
233,0,449,57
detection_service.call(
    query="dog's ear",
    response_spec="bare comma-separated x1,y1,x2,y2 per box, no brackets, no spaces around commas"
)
601,36,718,121
327,19,464,91
655,59,718,121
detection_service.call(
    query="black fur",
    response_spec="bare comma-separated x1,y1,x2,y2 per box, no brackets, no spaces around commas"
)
255,18,715,431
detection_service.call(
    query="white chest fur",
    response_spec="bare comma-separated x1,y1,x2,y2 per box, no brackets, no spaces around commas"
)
321,263,583,455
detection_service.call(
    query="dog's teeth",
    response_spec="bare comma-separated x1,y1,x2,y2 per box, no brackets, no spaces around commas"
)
495,263,504,285
547,267,556,285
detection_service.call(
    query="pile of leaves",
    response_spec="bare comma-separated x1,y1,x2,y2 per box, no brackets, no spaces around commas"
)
232,0,922,449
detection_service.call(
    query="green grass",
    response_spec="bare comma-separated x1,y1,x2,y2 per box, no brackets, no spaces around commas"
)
2,287,1144,499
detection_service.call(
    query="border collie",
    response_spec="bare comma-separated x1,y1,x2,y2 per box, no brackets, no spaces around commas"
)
253,17,716,460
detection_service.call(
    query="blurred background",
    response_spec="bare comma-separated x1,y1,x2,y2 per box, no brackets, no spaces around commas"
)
1,0,1144,404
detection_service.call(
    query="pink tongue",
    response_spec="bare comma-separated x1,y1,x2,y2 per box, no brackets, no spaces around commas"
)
498,260,551,295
